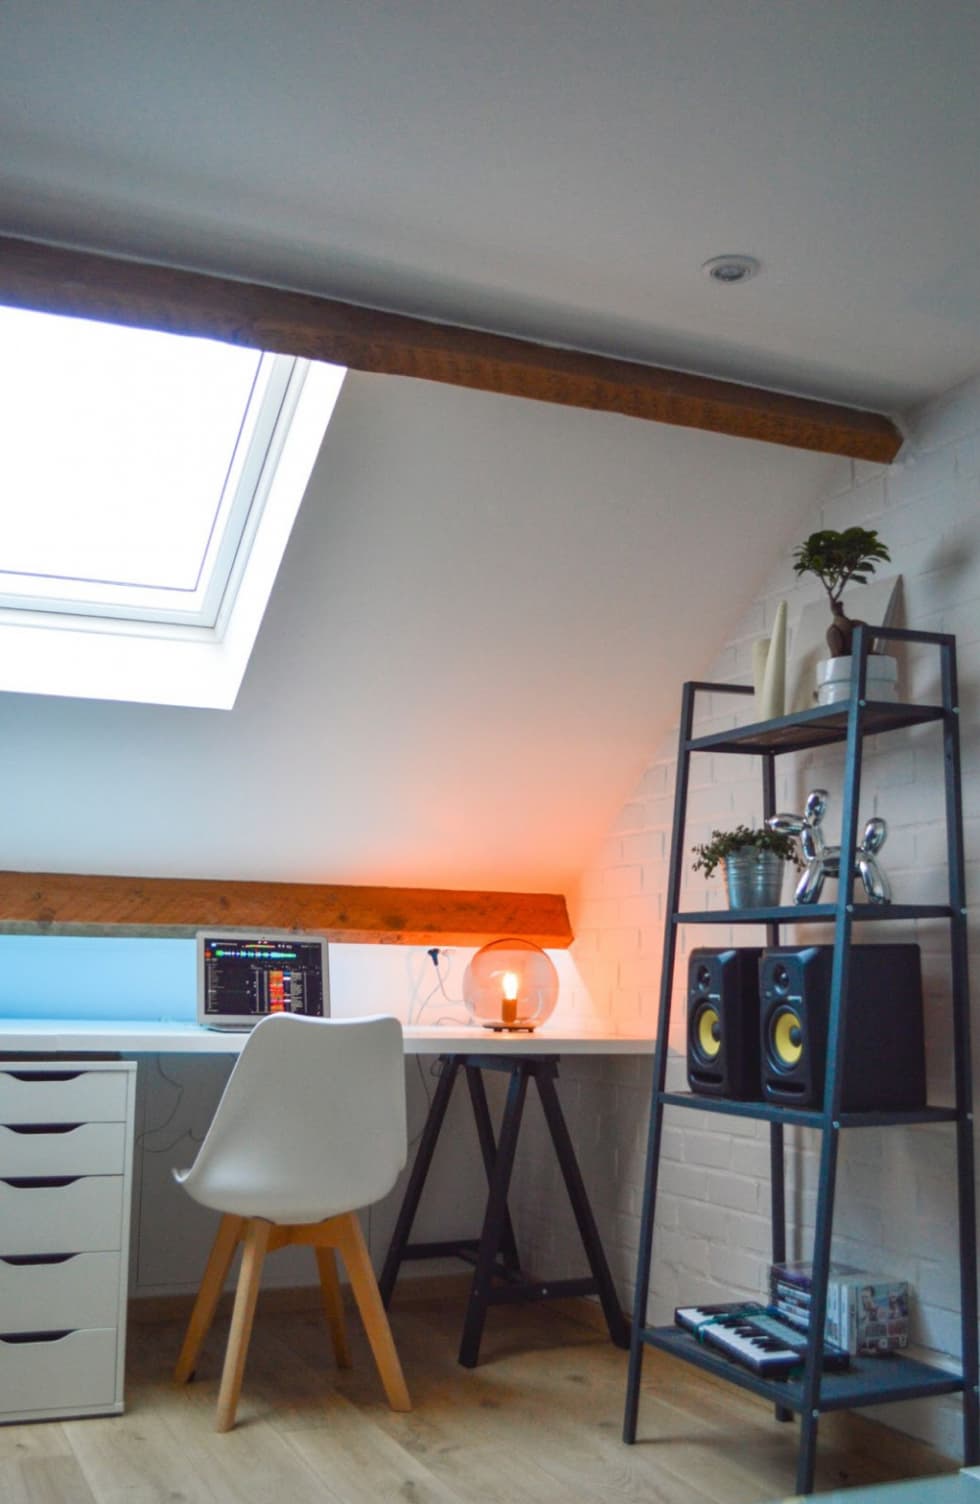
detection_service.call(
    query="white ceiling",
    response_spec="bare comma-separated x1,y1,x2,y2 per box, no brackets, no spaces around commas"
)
1,1,979,410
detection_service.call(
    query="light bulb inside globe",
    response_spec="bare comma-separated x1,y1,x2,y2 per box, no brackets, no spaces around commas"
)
501,970,520,1025
462,940,559,1032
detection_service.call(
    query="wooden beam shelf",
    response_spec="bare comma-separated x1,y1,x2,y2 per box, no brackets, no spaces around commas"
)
0,234,902,463
0,870,573,948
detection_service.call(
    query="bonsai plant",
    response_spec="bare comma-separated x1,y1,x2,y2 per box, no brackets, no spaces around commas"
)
792,527,891,657
791,526,897,704
692,825,800,909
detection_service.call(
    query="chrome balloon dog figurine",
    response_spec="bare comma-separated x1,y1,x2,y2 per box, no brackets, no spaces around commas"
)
767,789,891,905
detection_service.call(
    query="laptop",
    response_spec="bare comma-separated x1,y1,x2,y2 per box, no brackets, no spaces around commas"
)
196,930,330,1031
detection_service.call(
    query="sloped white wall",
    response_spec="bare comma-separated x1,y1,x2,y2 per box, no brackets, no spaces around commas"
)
0,370,842,894
510,372,980,1456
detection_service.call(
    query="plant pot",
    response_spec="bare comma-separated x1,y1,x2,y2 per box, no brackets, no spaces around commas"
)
815,654,898,706
723,850,786,909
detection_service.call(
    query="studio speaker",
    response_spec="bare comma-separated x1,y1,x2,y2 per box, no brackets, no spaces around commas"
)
687,948,763,1099
760,944,925,1111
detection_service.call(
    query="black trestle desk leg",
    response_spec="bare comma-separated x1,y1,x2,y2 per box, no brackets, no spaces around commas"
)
464,1064,523,1276
458,1063,529,1368
535,1064,629,1348
379,1055,461,1308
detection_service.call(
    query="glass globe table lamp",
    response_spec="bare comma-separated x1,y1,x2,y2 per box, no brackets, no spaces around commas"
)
462,939,559,1032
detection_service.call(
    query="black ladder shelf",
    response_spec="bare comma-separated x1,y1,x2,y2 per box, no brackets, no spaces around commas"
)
621,626,978,1497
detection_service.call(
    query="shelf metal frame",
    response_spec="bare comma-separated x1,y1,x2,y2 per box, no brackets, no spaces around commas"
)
674,903,953,924
659,1092,960,1130
621,626,978,1496
643,1325,965,1413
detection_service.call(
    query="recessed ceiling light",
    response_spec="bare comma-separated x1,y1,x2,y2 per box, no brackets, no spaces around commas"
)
702,254,761,285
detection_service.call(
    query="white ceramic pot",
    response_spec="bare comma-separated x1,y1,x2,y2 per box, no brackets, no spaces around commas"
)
815,654,898,706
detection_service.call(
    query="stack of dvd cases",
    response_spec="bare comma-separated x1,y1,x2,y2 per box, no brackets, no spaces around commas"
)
769,1262,909,1355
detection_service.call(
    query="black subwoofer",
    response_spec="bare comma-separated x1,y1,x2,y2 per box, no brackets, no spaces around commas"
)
687,947,763,1099
760,944,925,1111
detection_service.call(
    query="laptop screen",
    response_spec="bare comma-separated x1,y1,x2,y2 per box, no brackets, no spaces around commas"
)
197,932,329,1027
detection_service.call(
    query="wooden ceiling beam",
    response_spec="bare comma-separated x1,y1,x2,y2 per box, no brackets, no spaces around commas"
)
0,234,902,463
0,870,574,949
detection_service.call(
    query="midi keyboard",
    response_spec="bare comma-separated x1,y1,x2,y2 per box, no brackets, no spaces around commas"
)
675,1303,850,1377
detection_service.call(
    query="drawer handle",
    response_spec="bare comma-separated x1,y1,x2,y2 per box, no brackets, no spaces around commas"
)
0,1330,74,1345
4,1123,83,1135
0,1253,78,1266
3,1071,83,1083
2,1177,81,1189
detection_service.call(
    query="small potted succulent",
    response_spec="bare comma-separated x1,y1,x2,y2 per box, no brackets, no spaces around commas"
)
692,825,801,909
791,527,896,704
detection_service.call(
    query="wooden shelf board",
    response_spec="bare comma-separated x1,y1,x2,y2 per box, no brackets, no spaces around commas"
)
0,869,573,947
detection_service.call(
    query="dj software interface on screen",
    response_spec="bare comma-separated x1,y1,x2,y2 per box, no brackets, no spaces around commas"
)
203,940,326,1017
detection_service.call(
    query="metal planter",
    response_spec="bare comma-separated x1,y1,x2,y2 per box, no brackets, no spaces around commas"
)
724,849,786,909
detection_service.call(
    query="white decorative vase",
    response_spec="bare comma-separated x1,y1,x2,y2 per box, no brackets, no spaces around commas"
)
815,654,898,706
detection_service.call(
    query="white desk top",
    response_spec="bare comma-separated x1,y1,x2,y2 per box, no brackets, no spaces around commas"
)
0,1018,654,1057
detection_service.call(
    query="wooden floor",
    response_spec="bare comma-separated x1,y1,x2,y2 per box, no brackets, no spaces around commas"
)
0,1292,958,1504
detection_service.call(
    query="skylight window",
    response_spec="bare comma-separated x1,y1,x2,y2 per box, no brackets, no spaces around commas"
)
0,304,345,707
3,307,280,624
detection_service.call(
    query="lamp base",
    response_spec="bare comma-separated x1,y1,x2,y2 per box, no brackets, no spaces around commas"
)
482,1022,536,1033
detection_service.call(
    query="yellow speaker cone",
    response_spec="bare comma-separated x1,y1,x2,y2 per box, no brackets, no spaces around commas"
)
771,1007,804,1068
696,1004,721,1060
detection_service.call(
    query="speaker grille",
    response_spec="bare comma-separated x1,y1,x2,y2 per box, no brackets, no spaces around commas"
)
692,1002,722,1064
768,1005,804,1070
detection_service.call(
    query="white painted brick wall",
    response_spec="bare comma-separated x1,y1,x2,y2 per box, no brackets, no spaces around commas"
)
511,372,980,1459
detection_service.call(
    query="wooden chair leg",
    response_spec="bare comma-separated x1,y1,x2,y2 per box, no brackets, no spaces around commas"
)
174,1213,244,1384
215,1218,272,1432
335,1212,411,1412
315,1246,352,1369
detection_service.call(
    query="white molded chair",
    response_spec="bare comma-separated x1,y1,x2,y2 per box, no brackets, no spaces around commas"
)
173,1012,411,1430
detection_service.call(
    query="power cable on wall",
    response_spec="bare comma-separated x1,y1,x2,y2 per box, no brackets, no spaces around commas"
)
406,948,465,1146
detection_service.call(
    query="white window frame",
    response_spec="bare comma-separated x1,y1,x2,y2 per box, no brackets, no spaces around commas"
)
0,359,346,709
0,351,298,627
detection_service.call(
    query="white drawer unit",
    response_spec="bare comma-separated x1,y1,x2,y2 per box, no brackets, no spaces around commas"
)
0,1059,136,1423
